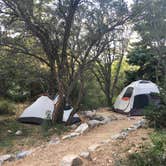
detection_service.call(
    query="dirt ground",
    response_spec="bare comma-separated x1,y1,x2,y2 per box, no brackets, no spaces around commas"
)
4,110,152,166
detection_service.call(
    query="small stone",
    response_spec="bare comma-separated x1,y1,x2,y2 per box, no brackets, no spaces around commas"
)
108,115,118,121
49,137,60,145
111,133,121,140
16,150,32,159
15,130,22,136
60,155,83,166
128,149,134,154
88,144,101,152
111,132,128,140
7,130,12,133
128,117,135,120
79,151,91,160
100,139,110,145
0,154,13,164
62,133,80,140
75,123,89,134
127,127,136,132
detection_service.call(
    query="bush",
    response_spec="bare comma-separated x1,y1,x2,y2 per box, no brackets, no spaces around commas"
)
119,132,166,166
144,90,166,129
0,99,15,115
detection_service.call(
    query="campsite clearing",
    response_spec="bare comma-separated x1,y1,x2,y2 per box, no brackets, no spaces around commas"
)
3,109,152,166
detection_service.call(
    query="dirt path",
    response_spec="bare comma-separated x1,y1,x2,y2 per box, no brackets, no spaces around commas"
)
5,112,144,166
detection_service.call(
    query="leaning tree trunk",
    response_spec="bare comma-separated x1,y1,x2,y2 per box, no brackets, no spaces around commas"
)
66,73,84,125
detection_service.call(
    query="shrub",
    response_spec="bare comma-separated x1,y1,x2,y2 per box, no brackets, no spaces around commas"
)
144,90,166,129
0,99,15,115
120,132,166,166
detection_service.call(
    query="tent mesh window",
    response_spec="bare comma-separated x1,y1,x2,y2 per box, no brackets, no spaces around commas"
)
123,87,133,98
133,94,149,109
139,80,150,84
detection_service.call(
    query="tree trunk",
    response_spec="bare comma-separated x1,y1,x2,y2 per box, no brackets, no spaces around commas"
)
110,43,125,101
66,74,84,125
48,60,56,98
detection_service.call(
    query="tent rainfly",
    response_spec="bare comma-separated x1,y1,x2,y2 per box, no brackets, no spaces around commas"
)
114,80,160,115
18,96,80,124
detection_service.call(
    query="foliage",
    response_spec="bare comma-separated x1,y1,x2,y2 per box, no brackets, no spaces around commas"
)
0,54,49,101
127,0,166,84
0,98,15,115
120,131,166,166
126,44,158,83
81,75,106,109
144,90,166,129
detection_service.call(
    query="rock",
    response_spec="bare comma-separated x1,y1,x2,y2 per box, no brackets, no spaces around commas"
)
62,132,80,140
70,132,80,137
0,154,13,164
111,132,128,140
127,127,137,132
15,130,22,136
62,135,72,140
70,124,77,129
119,132,128,139
100,117,111,124
84,110,96,118
60,155,83,166
87,120,102,128
49,137,60,145
90,114,105,121
7,130,12,133
75,123,89,134
108,115,118,121
79,151,91,160
88,144,101,152
100,139,110,145
16,150,32,159
128,117,135,120
111,133,121,140
128,149,134,154
132,119,146,129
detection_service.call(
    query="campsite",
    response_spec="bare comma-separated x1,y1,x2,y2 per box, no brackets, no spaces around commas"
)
0,0,166,165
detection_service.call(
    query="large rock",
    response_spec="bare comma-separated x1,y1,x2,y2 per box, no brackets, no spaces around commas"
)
0,154,13,164
60,155,83,166
75,123,89,134
87,120,102,128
